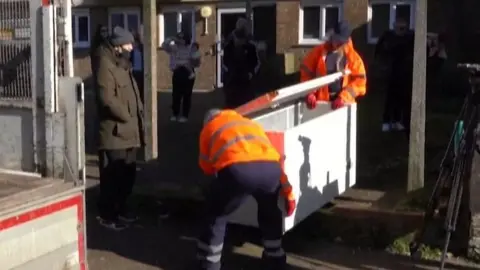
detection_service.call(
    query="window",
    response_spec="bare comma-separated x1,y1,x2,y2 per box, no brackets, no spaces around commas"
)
159,9,196,45
72,9,90,48
108,8,141,36
298,1,343,45
368,1,415,44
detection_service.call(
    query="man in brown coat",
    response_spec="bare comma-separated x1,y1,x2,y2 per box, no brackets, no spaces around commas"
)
95,26,145,230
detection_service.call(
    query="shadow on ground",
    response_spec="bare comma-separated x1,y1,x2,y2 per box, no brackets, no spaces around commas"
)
86,185,478,270
85,186,307,270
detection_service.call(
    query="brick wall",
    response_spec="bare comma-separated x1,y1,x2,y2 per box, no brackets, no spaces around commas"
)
73,3,217,91
156,5,217,90
74,0,473,92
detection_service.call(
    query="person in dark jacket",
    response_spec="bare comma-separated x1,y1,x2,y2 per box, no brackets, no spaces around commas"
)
90,24,109,80
426,33,448,95
95,26,145,230
375,18,414,134
90,25,109,148
131,33,144,102
222,19,260,108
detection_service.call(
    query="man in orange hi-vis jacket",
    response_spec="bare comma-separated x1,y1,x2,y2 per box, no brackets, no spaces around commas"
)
196,109,295,270
301,21,367,110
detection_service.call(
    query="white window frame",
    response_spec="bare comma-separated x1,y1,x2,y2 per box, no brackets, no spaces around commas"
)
158,7,196,46
367,1,416,44
108,7,141,35
72,9,91,49
298,0,344,45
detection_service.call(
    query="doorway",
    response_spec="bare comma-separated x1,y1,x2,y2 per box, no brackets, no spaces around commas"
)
216,8,246,88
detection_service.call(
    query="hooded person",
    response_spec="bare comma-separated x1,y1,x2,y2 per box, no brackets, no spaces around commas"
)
375,18,415,133
90,24,109,78
90,25,110,149
94,26,146,231
221,18,260,109
300,20,367,110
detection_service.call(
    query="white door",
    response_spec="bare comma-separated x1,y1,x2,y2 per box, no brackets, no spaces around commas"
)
216,8,246,88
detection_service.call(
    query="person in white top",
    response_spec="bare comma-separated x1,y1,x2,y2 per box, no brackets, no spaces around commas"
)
162,32,201,123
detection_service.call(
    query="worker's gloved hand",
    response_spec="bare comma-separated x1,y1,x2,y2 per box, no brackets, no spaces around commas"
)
305,94,317,110
331,97,345,110
285,197,296,217
248,73,253,80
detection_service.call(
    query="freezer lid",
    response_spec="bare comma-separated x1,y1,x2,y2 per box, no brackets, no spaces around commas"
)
236,71,349,116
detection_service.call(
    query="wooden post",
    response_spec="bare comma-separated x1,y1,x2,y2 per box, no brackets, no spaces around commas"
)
142,0,158,161
407,0,427,192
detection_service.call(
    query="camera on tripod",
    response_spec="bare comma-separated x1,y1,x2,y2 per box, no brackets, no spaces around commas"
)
457,63,480,103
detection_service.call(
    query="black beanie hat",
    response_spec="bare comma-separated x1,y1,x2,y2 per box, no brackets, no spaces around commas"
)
110,26,134,46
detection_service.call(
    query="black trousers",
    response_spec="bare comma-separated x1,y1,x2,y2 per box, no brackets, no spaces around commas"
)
172,66,194,117
223,81,254,109
383,87,403,124
196,161,286,270
97,148,138,220
383,80,412,138
383,80,411,118
133,70,144,103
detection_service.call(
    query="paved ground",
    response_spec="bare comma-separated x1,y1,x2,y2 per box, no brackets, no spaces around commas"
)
86,205,478,270
83,83,475,269
84,181,479,270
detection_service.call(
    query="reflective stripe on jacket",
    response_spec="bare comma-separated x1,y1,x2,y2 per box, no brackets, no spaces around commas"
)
199,110,281,176
300,38,367,103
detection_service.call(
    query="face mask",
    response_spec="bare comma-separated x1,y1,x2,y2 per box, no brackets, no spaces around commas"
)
121,51,131,59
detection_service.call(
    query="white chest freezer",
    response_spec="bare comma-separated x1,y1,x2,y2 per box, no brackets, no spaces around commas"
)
228,72,357,233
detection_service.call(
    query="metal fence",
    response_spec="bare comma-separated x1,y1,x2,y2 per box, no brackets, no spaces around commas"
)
0,0,31,101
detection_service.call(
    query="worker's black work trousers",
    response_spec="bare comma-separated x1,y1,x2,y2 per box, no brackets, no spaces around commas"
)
196,161,286,270
97,148,137,221
172,66,194,117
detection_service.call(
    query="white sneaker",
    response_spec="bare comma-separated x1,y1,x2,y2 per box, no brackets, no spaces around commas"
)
393,122,405,131
382,123,391,132
170,116,178,122
178,116,188,123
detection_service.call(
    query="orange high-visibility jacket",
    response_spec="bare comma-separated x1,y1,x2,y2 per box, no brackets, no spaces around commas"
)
300,39,367,103
199,110,294,200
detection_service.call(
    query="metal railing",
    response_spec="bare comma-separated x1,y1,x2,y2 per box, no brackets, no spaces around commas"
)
0,0,31,101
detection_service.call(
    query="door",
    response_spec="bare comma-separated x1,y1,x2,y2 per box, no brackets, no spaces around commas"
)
253,5,276,57
216,8,246,88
